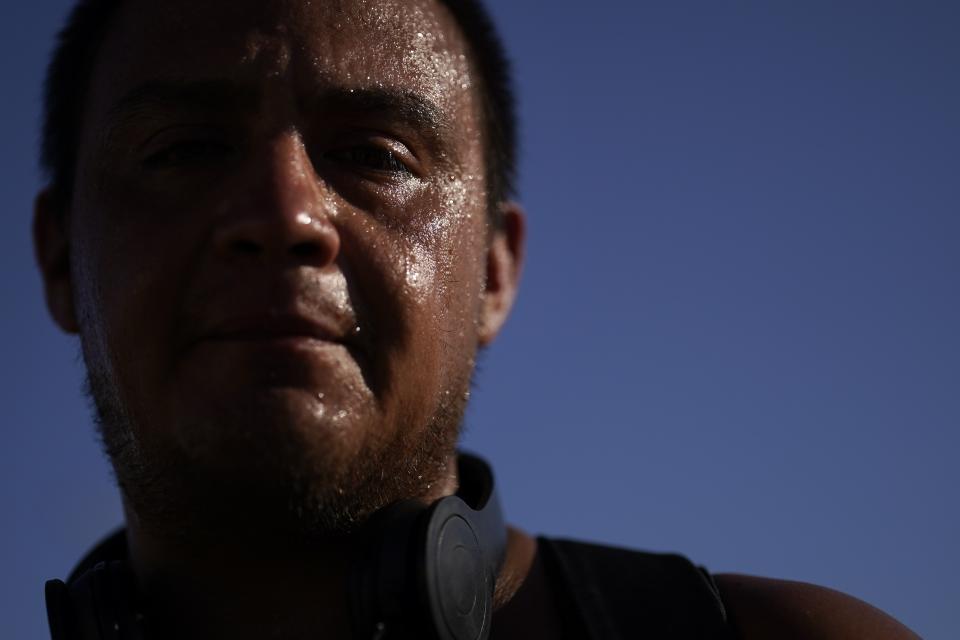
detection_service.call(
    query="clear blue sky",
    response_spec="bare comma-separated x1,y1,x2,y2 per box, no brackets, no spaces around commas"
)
2,1,957,638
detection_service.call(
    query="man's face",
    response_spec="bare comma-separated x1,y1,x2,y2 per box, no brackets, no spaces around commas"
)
47,0,514,534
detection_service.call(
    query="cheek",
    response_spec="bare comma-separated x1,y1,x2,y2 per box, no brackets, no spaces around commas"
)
406,185,485,336
71,192,199,411
403,213,487,373
342,207,482,420
429,180,488,328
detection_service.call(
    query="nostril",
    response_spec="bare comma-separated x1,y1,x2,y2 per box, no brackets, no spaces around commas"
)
290,242,320,259
232,239,262,255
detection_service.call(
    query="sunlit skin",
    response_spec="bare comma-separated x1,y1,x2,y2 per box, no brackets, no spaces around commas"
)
33,0,920,638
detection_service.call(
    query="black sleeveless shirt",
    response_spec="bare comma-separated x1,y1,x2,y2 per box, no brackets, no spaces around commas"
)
535,538,735,639
54,532,734,639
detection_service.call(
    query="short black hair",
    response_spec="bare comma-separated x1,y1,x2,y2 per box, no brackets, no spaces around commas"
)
40,0,518,223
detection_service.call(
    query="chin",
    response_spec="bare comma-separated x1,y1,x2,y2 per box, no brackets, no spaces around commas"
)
116,412,378,539
96,368,462,539
168,385,375,473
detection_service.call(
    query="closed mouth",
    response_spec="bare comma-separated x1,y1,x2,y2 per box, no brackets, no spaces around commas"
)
200,314,349,345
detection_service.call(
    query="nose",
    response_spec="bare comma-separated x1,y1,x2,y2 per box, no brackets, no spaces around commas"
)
212,133,340,267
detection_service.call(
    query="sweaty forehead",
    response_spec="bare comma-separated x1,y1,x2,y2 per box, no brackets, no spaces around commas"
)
90,0,476,122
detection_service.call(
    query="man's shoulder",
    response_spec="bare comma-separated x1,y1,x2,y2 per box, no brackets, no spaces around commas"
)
714,573,920,640
538,537,733,638
538,538,919,639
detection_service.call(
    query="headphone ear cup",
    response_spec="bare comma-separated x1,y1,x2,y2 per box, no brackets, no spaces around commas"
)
53,562,109,640
50,561,144,640
45,579,74,640
421,497,493,640
350,454,504,640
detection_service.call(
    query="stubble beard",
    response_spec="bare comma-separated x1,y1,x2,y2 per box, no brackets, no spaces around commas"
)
84,359,473,546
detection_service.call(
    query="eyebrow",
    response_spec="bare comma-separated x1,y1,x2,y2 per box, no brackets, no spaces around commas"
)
102,79,450,140
312,86,450,138
104,79,261,125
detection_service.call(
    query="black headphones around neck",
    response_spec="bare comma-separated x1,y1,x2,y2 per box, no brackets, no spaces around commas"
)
45,453,506,640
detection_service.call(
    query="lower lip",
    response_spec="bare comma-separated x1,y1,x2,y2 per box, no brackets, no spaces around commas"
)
193,335,357,369
185,336,353,388
188,335,356,361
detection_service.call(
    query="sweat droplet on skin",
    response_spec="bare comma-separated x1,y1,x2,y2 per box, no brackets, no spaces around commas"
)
312,401,326,421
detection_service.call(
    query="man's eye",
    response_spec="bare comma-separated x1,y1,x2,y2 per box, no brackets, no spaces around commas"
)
143,140,233,169
325,146,413,175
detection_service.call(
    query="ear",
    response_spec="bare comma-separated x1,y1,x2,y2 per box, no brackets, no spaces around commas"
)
33,188,79,334
478,202,525,347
